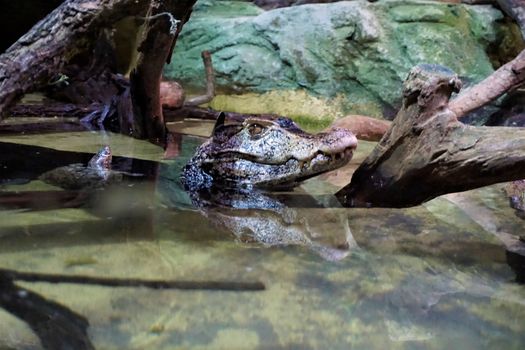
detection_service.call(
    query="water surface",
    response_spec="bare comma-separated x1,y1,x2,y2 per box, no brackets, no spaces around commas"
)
0,122,524,349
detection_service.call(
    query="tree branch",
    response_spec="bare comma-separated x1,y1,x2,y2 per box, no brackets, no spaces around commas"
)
184,50,216,106
449,49,525,118
130,0,197,141
336,64,525,207
0,0,151,118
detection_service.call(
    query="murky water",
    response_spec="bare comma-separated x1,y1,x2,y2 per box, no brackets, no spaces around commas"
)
0,121,524,349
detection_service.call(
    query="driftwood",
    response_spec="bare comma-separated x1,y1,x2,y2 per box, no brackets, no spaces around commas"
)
130,0,196,140
0,0,196,140
1,0,525,209
0,268,265,291
335,64,525,207
450,49,525,118
0,0,149,115
184,51,216,106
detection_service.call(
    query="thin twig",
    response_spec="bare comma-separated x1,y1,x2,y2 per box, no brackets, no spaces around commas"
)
0,268,265,291
184,51,216,106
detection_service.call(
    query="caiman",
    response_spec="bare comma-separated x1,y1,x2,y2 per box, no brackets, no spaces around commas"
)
181,113,358,190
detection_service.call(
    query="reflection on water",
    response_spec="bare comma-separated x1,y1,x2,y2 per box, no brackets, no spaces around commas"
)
0,128,525,349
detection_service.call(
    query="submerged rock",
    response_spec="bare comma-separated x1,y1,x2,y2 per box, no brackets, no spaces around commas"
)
39,146,123,190
505,180,525,217
165,0,523,120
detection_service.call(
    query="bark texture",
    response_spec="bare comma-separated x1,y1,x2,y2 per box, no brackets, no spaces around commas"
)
0,0,196,141
336,64,525,207
130,0,196,140
0,0,151,117
450,49,525,119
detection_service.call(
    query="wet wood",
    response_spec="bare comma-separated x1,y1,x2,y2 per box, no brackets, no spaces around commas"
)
0,0,151,118
0,0,197,140
184,51,216,106
0,278,95,350
328,115,392,141
450,49,525,119
336,64,525,207
0,120,87,135
130,0,197,141
9,103,100,118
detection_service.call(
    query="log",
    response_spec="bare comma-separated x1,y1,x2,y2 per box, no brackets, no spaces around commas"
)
335,64,525,207
0,0,151,118
0,0,196,140
130,0,197,141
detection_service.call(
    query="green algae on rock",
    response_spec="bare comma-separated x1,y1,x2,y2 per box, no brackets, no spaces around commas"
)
165,0,523,120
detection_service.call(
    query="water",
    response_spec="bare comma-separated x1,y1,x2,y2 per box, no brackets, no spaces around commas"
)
0,121,524,349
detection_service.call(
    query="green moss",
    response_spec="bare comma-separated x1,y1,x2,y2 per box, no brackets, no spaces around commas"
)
194,0,263,17
64,256,98,268
291,115,332,133
166,0,522,121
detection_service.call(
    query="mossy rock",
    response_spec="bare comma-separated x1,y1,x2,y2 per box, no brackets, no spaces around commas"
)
165,0,523,121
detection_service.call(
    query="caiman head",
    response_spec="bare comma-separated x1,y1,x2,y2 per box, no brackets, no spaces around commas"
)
181,113,358,190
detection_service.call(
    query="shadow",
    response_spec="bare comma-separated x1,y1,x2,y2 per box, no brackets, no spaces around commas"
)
0,268,264,349
507,249,525,284
0,276,94,350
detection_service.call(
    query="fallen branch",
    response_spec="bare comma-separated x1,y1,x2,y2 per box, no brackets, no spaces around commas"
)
336,64,525,207
0,0,151,118
0,268,265,291
328,115,391,141
0,0,197,141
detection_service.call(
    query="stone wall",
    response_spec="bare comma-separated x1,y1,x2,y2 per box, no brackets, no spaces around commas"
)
165,0,523,121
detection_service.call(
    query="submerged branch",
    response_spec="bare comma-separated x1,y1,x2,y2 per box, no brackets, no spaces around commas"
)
0,268,265,291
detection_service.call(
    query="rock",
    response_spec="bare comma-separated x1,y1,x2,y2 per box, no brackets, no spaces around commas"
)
505,179,525,214
252,0,342,10
160,81,185,108
486,91,525,126
165,0,523,121
328,114,391,141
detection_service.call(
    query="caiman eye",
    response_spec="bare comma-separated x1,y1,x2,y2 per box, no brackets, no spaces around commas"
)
248,123,266,138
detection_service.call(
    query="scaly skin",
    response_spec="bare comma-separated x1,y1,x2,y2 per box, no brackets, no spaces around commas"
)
181,114,358,190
